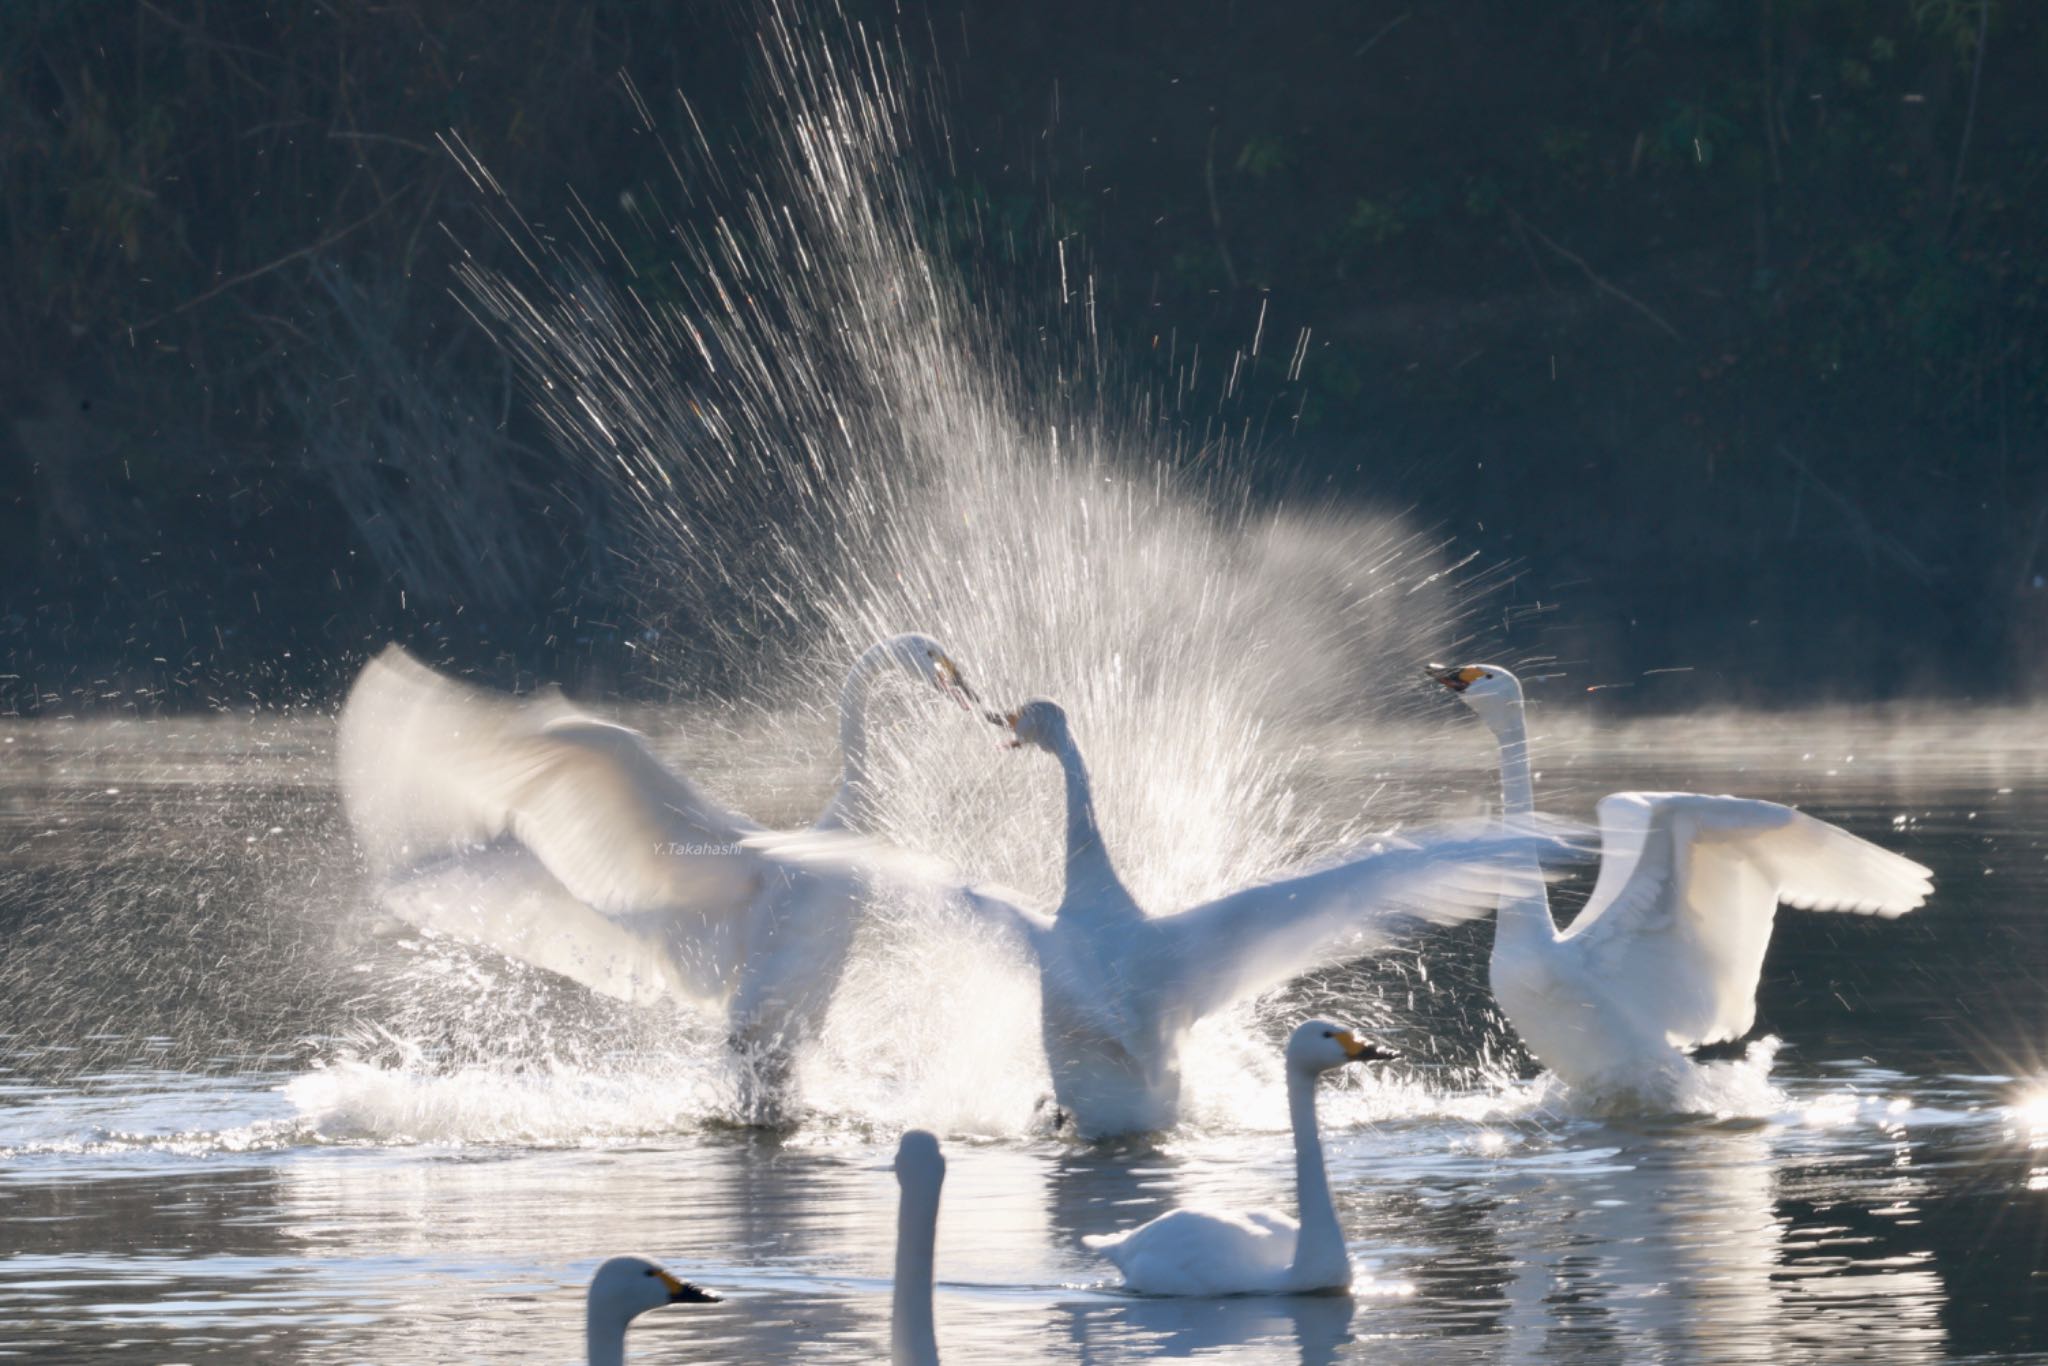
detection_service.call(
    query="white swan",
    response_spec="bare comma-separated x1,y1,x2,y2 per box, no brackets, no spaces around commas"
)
1084,1018,1390,1295
816,636,979,832
979,699,1566,1138
891,1129,946,1366
335,639,979,1079
1429,664,1934,1099
585,1254,718,1365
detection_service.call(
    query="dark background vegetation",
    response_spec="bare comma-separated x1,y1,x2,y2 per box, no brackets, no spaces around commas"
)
3,0,2044,712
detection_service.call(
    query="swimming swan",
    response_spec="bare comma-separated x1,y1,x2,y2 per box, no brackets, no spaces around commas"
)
892,1129,946,1366
585,1254,718,1365
1429,664,1933,1099
584,1137,941,1364
979,699,1568,1138
335,640,979,1078
1084,1019,1391,1295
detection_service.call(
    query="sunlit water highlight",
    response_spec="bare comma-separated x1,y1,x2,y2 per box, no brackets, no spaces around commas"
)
4,715,2046,1359
423,0,1551,1141
7,3,2047,1355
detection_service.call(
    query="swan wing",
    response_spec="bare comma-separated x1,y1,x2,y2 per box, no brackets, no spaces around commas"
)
338,645,761,915
1577,792,1659,924
737,830,1045,938
376,844,719,1007
1565,793,1933,1046
953,882,1054,952
1084,1207,1297,1296
1157,824,1565,1022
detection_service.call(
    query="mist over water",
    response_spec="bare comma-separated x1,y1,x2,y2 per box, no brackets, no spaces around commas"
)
5,712,2046,1360
6,4,2048,1360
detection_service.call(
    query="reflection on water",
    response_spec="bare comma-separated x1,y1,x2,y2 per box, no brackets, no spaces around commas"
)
3,712,2047,1360
0,1087,2017,1362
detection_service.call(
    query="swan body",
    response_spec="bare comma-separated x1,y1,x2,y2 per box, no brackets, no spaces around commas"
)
1432,664,1933,1098
892,1129,946,1366
1085,1019,1388,1295
336,639,979,1073
585,1254,718,1365
987,699,1567,1138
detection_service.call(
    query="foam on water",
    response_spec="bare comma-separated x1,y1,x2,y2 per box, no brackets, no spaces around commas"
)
797,902,1049,1135
283,1056,727,1147
1523,1038,1792,1123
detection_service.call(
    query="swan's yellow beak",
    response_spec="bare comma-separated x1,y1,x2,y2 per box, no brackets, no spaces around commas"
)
934,655,978,710
1426,664,1485,694
656,1269,721,1304
1336,1030,1397,1063
986,706,1023,748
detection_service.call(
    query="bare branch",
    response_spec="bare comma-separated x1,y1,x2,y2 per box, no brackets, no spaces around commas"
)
1506,208,1684,342
1203,126,1239,290
127,193,404,335
1943,0,1992,244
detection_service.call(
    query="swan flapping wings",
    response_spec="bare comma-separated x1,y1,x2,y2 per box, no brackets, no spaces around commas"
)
1563,792,1933,1047
338,645,763,915
338,647,1013,1033
1157,821,1576,1023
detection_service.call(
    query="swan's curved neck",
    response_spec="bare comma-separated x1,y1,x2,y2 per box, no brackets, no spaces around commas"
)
819,641,899,831
891,1178,941,1366
1050,732,1127,908
1481,695,1554,945
1487,697,1535,817
1286,1065,1349,1288
585,1313,626,1366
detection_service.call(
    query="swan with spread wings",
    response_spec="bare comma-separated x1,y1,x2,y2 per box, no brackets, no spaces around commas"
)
336,641,982,1101
974,698,1570,1138
1429,663,1933,1102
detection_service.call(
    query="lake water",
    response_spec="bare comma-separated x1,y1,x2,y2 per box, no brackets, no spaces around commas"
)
2,709,2045,1362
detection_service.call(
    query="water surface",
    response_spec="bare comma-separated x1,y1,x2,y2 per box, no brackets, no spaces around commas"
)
2,711,2045,1362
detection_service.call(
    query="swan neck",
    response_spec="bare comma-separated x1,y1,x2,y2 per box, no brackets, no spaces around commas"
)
1485,697,1555,945
1053,733,1122,900
1489,700,1535,816
585,1314,626,1366
891,1181,941,1366
1286,1065,1349,1286
821,643,889,830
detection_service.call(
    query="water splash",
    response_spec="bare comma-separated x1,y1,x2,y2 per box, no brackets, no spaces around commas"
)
5,1,1513,1145
284,1054,727,1147
386,1,1517,1134
447,0,1492,908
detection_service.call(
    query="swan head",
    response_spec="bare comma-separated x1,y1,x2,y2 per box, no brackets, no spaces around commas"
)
1427,663,1523,722
991,697,1069,753
894,1127,947,1192
587,1254,719,1332
1286,1019,1396,1075
880,633,979,711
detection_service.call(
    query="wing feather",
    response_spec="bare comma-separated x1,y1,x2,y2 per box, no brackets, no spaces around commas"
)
1157,823,1569,1023
337,645,761,915
376,844,722,1007
1566,793,1932,1046
1084,1207,1298,1295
